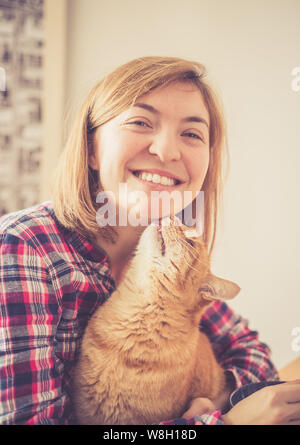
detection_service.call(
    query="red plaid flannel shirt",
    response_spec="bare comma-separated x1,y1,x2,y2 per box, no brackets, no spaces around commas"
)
0,201,279,425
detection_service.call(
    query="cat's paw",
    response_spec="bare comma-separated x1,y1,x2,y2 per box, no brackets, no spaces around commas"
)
182,397,216,419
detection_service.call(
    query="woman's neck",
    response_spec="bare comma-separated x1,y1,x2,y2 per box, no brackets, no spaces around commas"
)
95,224,146,285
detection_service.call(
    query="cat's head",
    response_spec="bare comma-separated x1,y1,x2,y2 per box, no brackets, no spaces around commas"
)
135,216,240,304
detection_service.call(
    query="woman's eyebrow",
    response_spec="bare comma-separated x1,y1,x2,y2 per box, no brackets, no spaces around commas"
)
133,102,209,128
133,103,159,114
182,116,209,128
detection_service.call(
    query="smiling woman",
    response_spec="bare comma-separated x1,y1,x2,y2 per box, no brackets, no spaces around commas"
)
88,81,210,248
51,57,226,256
0,56,287,426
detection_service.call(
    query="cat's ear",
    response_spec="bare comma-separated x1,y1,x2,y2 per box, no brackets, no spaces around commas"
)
198,273,241,301
184,227,203,239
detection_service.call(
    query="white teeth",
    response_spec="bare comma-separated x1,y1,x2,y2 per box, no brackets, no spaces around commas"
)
152,174,161,184
136,171,177,186
160,177,169,185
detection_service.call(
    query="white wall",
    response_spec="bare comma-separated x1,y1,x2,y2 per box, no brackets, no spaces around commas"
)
41,0,67,201
65,0,300,370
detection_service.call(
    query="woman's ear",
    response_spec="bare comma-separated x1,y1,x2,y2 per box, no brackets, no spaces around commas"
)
88,153,99,171
88,136,99,171
87,128,99,171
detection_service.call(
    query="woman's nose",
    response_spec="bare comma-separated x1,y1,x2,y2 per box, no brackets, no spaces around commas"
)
148,132,181,162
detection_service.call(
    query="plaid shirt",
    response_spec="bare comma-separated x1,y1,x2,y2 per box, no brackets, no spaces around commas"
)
0,201,279,425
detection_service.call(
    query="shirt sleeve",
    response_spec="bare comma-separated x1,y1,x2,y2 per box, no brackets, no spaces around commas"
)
0,232,70,425
158,301,279,425
201,301,280,386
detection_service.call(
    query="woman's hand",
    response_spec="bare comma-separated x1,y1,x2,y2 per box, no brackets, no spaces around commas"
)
223,380,300,425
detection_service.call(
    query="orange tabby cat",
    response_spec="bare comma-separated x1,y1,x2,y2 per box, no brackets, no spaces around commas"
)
71,217,240,425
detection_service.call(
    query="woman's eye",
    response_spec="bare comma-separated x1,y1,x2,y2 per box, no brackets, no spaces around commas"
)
128,120,150,128
183,132,203,141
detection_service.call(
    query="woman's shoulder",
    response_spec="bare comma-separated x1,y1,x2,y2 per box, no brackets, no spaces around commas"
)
0,200,109,267
0,200,65,253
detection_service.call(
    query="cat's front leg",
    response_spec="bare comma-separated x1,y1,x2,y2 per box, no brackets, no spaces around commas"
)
188,332,226,401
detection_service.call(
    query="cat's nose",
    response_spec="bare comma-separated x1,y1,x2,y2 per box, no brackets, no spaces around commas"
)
161,216,172,227
161,215,182,227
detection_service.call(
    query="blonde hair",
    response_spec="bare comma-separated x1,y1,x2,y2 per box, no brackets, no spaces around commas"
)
51,56,229,255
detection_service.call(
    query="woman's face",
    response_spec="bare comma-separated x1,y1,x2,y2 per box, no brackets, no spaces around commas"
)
90,81,210,226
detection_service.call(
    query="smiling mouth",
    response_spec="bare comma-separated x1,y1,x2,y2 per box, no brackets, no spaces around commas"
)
131,170,182,186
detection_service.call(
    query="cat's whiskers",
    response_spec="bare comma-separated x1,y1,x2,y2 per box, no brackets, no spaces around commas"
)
175,237,208,268
155,223,209,275
168,240,206,275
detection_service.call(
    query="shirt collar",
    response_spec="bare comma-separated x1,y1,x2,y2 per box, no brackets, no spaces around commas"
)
46,202,110,264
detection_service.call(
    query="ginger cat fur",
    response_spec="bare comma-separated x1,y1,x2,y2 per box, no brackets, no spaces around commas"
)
71,217,240,425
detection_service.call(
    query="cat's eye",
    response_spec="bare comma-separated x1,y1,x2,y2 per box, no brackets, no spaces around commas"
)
186,239,195,247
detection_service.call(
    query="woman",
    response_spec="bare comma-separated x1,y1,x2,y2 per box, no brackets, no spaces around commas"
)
0,56,299,425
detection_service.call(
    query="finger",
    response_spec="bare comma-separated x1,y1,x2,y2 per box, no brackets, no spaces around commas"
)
284,379,300,386
277,402,300,424
275,382,300,403
287,418,300,425
278,418,300,426
279,380,300,385
285,383,300,403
